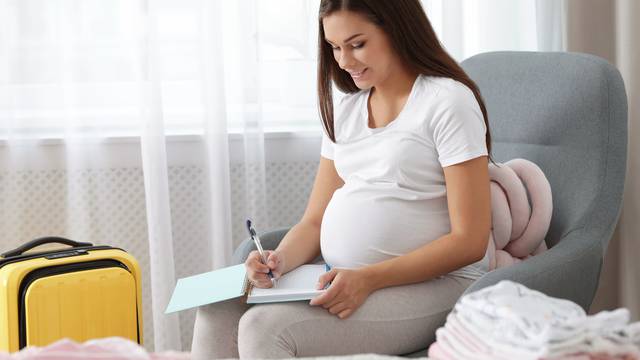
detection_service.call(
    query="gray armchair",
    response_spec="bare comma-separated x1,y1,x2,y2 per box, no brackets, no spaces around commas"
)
231,51,628,357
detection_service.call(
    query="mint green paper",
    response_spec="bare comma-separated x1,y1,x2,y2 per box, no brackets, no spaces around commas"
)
165,264,247,314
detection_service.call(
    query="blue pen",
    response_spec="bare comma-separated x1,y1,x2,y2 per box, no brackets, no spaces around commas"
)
323,263,332,290
246,219,275,284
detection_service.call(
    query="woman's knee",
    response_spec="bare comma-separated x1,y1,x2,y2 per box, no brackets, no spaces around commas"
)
237,305,297,358
195,297,248,323
192,298,252,359
192,297,250,343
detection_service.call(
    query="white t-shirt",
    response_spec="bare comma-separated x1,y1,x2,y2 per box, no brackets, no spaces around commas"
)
319,74,490,280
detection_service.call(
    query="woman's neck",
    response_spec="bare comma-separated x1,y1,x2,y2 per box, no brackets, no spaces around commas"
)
370,67,420,105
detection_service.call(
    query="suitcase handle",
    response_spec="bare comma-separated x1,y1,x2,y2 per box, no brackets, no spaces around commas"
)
1,237,94,258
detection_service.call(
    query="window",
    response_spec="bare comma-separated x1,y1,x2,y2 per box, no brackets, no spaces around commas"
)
0,0,325,138
0,0,545,138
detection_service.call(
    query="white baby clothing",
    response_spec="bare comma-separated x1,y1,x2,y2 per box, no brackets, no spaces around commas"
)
319,74,490,280
431,280,640,359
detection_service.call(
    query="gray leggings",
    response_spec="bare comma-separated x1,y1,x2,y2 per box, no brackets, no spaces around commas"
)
191,273,474,359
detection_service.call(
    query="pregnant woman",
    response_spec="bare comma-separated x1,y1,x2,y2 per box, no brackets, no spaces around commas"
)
192,0,493,358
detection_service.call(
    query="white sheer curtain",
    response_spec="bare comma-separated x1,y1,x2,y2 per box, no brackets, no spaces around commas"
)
422,0,564,61
0,0,563,351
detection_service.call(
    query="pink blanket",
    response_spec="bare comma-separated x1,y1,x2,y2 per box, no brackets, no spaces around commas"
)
0,337,190,360
486,159,553,270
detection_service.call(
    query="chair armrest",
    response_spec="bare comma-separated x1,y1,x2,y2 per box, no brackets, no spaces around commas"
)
233,226,603,311
461,227,603,311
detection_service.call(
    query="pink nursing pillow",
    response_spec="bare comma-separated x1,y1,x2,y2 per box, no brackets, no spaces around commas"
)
503,159,553,257
488,164,531,241
495,249,515,268
533,239,548,255
485,158,552,270
486,232,497,271
490,181,512,250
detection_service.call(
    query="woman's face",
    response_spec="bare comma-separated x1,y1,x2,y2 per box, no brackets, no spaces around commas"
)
322,10,401,90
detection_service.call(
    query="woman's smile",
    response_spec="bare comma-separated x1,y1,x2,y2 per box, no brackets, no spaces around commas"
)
350,68,368,80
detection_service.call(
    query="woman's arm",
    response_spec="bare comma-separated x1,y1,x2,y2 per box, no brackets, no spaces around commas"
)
275,156,345,275
363,155,491,291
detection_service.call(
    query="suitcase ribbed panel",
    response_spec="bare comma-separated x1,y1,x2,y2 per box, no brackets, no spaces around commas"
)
23,267,138,346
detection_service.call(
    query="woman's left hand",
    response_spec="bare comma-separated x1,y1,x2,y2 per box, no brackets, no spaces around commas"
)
309,268,376,319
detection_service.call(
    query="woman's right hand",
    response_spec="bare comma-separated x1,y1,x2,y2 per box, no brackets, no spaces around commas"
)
244,250,285,288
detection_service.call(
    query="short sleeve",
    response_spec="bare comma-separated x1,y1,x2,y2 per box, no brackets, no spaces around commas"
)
430,87,488,167
320,128,335,160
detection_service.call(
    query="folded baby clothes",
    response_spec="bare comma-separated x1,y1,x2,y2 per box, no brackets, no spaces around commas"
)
457,280,589,346
428,280,640,360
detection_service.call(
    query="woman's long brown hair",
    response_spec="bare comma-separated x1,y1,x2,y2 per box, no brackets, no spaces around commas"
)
317,0,493,160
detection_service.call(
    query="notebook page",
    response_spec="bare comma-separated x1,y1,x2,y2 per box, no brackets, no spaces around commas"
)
250,264,326,297
165,263,247,313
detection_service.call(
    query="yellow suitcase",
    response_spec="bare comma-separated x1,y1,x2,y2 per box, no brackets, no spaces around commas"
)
0,237,143,352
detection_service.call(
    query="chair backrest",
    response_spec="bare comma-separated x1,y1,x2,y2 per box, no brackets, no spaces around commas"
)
460,51,627,251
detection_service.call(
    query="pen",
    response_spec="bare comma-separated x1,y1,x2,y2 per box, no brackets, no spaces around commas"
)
246,219,276,285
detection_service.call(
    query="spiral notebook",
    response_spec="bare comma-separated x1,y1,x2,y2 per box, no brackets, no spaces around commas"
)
165,263,331,313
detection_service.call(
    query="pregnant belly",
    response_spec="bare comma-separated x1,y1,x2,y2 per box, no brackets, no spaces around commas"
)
320,186,451,269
